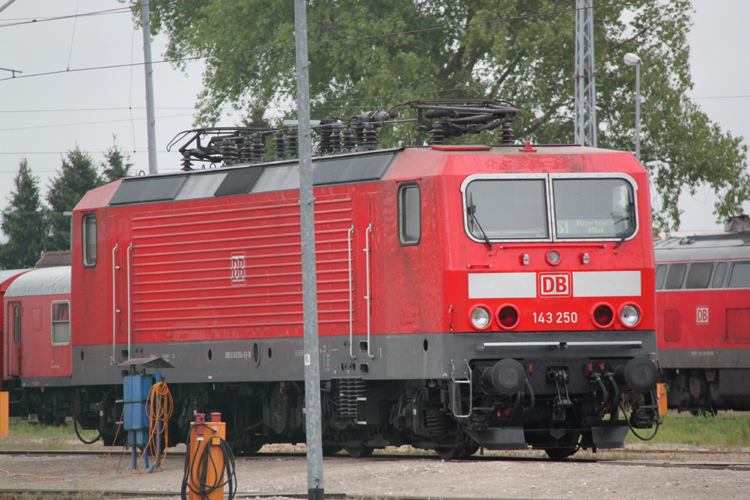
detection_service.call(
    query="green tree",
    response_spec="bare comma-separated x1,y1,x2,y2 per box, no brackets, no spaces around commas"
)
138,0,748,232
0,159,48,269
101,136,134,183
47,146,102,251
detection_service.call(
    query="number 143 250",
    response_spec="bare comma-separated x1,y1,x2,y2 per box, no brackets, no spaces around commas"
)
533,312,578,324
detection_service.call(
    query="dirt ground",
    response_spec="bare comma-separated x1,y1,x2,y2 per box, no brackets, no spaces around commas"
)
1,449,749,500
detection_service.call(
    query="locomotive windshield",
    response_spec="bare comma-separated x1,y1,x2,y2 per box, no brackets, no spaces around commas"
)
465,179,549,239
553,178,635,239
463,175,636,242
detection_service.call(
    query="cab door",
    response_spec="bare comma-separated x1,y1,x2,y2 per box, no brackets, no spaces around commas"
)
6,301,21,377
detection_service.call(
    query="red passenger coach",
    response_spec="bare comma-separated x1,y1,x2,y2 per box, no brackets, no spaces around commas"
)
655,218,750,412
70,101,659,459
0,269,29,386
3,266,73,424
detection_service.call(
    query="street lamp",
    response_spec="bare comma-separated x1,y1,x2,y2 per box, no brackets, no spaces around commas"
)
623,53,642,162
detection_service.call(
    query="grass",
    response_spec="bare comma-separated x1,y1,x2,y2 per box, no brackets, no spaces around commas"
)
0,417,101,451
624,410,750,448
4,411,750,456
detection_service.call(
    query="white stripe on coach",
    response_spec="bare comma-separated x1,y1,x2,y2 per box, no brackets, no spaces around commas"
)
572,271,641,297
468,272,537,299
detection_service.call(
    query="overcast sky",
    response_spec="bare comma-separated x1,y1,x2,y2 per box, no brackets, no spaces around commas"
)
1,0,748,234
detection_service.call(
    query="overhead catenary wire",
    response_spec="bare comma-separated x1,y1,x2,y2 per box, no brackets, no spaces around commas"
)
0,7,130,28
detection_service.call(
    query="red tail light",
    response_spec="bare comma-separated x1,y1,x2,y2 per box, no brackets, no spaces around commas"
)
592,303,614,328
497,305,520,330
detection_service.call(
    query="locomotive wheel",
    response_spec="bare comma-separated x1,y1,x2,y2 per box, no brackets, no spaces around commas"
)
435,446,463,460
544,433,581,461
459,441,480,458
235,443,263,456
345,446,374,458
322,445,343,456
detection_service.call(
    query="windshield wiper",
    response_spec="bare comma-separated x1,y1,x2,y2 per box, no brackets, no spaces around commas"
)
467,199,493,251
613,201,636,250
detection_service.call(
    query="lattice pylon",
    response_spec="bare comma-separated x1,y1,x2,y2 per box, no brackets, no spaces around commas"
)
574,0,597,147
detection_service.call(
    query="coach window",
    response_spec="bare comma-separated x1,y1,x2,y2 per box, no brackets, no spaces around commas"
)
464,178,549,240
686,262,713,289
655,265,667,289
553,178,635,239
13,304,21,344
399,184,420,245
712,262,728,288
728,261,750,288
665,263,687,289
51,301,70,346
82,214,97,267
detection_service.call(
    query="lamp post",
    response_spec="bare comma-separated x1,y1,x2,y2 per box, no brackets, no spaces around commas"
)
623,53,642,162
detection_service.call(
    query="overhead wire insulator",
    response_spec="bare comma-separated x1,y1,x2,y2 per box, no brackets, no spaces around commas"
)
501,122,515,145
429,123,445,145
286,128,298,159
363,123,378,151
239,136,254,163
220,139,239,166
318,121,333,155
352,122,365,149
274,130,286,160
181,152,193,171
341,128,355,152
330,123,342,154
250,133,265,163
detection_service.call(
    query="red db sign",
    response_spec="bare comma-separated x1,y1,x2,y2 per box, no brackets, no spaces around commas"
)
539,273,571,297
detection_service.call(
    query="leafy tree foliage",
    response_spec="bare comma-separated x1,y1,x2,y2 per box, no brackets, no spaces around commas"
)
47,146,102,251
102,136,134,183
138,0,748,232
0,160,48,269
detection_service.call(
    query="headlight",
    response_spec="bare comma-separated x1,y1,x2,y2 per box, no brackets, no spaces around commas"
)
470,306,491,330
546,250,561,266
620,304,640,327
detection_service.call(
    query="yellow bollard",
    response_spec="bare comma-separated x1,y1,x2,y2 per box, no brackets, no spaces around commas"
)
657,383,668,415
0,392,8,438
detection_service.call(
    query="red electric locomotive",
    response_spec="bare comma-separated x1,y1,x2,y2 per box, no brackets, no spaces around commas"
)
65,100,658,459
655,216,750,412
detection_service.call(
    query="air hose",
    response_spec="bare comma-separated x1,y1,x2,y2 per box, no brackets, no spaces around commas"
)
73,415,102,445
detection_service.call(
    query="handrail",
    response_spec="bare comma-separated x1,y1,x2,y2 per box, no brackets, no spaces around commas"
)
450,360,473,418
347,225,356,359
364,224,374,359
112,244,119,364
127,242,133,361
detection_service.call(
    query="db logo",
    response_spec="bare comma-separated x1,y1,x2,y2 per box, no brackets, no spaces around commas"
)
231,252,246,285
696,306,709,324
539,273,571,297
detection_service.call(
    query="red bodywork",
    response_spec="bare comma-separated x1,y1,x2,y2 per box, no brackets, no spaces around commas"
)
3,292,72,381
71,146,654,354
0,270,29,388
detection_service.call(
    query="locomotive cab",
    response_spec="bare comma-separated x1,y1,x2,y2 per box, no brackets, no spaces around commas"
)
421,146,659,457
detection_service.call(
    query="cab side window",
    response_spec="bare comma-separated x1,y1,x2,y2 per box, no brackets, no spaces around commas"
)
82,214,97,266
398,184,420,246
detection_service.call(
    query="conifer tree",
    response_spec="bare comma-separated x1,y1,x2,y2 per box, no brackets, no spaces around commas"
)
102,136,133,183
46,146,102,251
0,159,48,269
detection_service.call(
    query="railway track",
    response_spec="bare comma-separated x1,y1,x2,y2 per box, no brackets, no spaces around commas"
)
2,448,749,470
